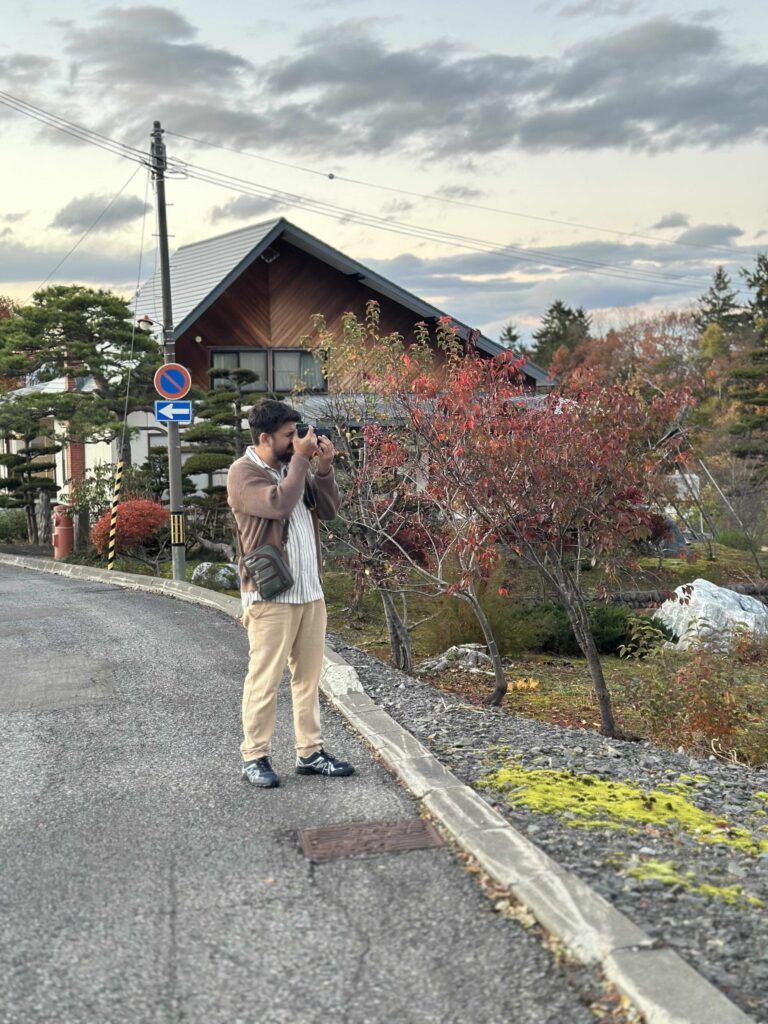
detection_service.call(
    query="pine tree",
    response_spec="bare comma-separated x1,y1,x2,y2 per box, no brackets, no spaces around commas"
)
730,254,768,476
0,396,62,543
0,285,162,462
182,367,258,548
530,301,591,369
694,266,744,334
499,321,521,348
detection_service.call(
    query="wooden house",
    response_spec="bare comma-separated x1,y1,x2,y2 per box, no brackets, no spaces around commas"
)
135,218,552,397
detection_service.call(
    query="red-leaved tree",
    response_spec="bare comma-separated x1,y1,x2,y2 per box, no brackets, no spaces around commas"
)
371,352,690,735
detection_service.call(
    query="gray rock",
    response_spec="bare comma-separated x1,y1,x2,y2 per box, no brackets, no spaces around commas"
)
190,561,240,592
656,578,768,651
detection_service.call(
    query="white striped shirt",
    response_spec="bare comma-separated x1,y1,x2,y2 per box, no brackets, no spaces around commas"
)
242,448,324,607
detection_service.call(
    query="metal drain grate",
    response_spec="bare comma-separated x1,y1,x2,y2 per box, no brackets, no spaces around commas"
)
299,819,445,862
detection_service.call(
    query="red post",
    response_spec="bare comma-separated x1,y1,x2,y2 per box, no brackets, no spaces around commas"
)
52,505,74,560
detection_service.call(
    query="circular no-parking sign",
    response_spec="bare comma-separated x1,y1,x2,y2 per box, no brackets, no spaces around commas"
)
154,363,192,400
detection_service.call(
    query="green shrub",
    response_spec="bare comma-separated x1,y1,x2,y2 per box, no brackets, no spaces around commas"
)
420,588,634,659
0,509,28,543
717,529,753,551
589,604,635,654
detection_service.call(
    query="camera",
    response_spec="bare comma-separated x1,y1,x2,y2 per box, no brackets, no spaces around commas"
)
296,422,331,441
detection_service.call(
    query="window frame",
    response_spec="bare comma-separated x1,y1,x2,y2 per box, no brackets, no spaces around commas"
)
209,348,269,393
208,347,327,394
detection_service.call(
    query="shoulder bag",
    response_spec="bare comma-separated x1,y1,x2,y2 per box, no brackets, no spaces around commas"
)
233,515,294,601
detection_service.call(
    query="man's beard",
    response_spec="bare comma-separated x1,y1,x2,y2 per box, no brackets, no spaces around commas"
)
275,444,293,464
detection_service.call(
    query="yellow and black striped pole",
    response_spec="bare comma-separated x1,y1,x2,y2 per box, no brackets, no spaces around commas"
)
107,460,123,571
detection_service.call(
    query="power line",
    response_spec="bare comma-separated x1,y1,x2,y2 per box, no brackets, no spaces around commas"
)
0,89,737,292
166,129,745,258
0,90,146,166
24,165,143,303
119,168,152,460
177,160,713,290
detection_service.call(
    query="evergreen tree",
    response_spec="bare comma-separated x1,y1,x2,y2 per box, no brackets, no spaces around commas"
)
694,266,744,334
530,301,591,369
0,285,162,462
730,254,768,476
182,367,258,546
499,321,521,348
0,396,62,543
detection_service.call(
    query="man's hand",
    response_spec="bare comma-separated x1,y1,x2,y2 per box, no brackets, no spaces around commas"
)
293,426,318,460
316,434,336,473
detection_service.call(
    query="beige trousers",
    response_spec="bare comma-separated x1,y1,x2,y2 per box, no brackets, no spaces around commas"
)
240,599,327,762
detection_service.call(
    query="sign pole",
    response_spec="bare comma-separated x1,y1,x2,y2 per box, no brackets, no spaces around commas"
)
150,120,185,582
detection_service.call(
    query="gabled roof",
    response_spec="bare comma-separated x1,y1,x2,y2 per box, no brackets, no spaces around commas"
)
134,217,553,386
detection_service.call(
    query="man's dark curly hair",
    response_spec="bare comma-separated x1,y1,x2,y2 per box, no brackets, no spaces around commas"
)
248,399,301,445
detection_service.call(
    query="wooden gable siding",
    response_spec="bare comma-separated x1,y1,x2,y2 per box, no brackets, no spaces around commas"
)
175,255,271,387
176,239,449,389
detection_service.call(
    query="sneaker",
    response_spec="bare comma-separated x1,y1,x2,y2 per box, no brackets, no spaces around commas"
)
296,748,355,777
241,756,280,788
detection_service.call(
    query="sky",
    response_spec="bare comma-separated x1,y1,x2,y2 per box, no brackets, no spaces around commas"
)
1,0,767,343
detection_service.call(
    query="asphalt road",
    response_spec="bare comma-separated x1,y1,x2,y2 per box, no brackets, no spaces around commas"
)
0,565,596,1024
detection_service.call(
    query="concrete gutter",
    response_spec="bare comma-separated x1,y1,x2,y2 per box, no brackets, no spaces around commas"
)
0,553,755,1024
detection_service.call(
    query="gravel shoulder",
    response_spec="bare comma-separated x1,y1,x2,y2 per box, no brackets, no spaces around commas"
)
328,633,768,1024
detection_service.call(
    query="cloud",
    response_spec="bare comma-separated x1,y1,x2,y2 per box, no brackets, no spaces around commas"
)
362,226,768,338
0,53,55,88
366,247,694,338
0,228,13,239
209,195,283,223
0,53,57,123
51,194,150,233
0,240,150,288
381,198,416,217
63,5,252,100
435,185,485,201
651,212,690,230
675,223,743,246
256,16,768,156
558,0,640,17
6,9,768,167
1,212,28,224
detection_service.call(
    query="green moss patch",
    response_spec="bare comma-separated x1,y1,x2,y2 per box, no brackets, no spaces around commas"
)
627,858,763,909
477,763,768,857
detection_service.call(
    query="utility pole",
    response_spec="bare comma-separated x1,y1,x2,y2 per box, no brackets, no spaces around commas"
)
150,120,186,582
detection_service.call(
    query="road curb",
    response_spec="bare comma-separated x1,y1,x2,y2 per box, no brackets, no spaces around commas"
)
0,554,755,1024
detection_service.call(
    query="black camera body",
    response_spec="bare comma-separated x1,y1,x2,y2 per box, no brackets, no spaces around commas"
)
296,422,332,441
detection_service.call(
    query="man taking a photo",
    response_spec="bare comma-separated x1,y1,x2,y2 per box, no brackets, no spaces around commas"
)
227,399,354,788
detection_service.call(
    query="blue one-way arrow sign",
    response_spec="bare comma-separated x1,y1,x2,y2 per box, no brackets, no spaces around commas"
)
155,400,193,424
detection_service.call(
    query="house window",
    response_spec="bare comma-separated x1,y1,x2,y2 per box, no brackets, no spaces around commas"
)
273,350,326,392
211,350,268,392
210,349,325,394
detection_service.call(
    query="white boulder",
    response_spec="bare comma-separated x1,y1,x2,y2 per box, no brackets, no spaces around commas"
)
656,577,768,650
416,644,492,673
191,561,240,592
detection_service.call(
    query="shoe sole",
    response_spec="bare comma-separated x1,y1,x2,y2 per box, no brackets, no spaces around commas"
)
241,774,280,788
295,766,355,777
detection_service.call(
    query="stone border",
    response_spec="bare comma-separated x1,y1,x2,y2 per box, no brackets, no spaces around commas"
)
0,554,754,1024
